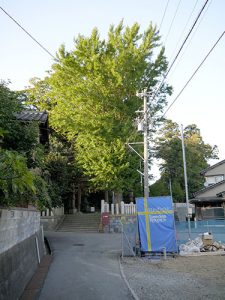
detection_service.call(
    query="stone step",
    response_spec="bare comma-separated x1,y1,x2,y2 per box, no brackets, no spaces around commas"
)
58,225,99,231
62,219,99,222
59,224,99,228
57,213,101,232
65,213,100,217
62,220,100,224
63,219,100,222
58,229,98,232
59,228,98,230
64,220,100,222
62,225,99,227
63,218,100,222
62,219,100,222
59,226,99,230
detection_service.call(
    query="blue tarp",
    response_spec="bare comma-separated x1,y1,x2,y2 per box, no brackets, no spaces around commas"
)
136,196,178,253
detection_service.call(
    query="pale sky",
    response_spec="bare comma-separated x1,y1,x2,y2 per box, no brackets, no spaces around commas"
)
1,0,225,173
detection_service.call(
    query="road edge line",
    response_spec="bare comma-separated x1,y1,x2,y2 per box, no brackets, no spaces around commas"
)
118,255,140,300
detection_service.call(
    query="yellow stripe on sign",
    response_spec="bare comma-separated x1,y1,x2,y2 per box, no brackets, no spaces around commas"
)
138,210,173,215
144,197,152,251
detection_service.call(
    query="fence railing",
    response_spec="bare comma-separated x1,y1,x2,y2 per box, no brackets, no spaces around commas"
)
176,220,225,244
40,207,64,217
101,200,136,215
100,201,193,216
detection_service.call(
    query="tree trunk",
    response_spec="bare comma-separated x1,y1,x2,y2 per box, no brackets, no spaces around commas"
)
114,191,122,204
77,185,82,212
104,190,109,203
72,184,76,207
128,191,134,202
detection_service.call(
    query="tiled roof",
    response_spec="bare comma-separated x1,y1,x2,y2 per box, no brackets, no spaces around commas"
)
193,179,225,197
15,110,48,123
190,197,225,204
200,159,225,175
216,191,225,197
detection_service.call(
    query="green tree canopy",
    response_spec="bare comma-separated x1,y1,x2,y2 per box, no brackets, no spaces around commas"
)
27,22,172,194
0,81,51,208
43,133,82,207
151,120,218,201
0,149,35,206
0,81,40,155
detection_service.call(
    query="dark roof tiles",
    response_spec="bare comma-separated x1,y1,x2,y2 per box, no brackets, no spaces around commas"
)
200,159,225,175
193,179,225,197
15,110,48,123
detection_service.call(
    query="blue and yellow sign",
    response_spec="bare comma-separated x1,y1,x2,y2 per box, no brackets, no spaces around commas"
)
136,196,178,252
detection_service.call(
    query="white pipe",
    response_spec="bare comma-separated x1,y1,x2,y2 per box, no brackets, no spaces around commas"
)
35,236,40,264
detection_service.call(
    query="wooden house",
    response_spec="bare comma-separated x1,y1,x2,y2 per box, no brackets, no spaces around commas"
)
190,160,225,220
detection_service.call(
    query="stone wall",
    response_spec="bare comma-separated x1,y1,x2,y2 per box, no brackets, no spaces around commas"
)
40,207,64,231
41,215,64,231
0,208,40,254
0,208,45,300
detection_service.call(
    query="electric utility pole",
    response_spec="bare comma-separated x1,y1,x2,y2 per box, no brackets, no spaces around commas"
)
143,91,149,199
136,89,149,198
181,124,191,238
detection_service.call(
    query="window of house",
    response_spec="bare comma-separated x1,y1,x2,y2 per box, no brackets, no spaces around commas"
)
215,175,224,182
205,175,224,185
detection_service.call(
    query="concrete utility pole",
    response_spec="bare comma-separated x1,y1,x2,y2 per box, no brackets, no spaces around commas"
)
135,89,150,198
143,91,149,199
181,124,191,238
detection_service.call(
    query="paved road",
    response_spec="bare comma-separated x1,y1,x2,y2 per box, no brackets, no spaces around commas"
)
39,232,133,300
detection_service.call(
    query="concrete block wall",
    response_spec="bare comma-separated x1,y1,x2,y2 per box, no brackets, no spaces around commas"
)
0,228,45,300
0,208,40,254
0,208,44,300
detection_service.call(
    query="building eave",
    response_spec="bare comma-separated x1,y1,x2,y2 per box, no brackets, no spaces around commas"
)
190,197,225,204
15,110,48,124
193,179,225,197
200,159,225,175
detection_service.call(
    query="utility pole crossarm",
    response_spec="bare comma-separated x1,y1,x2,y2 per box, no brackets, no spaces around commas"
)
127,143,144,161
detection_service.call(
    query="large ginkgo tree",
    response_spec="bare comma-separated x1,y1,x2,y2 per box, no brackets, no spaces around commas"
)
28,21,172,197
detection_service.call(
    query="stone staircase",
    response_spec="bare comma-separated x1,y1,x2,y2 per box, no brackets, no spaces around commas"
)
57,213,101,232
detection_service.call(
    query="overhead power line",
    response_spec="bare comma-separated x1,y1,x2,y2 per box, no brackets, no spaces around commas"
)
169,0,199,62
162,30,225,117
166,0,209,77
164,0,182,44
151,0,209,102
168,0,212,80
159,0,170,31
0,6,58,61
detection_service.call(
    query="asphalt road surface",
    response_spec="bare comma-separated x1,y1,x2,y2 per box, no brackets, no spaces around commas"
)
38,232,133,300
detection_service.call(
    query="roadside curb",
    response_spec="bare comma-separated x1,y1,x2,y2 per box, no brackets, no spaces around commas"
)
20,236,53,300
20,255,53,300
118,256,140,300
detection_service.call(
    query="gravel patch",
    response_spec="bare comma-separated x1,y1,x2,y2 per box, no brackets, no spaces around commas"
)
121,255,225,300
